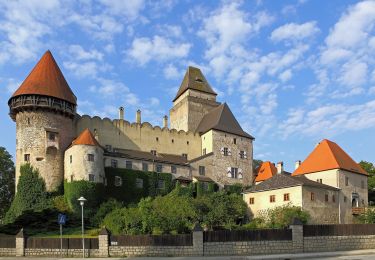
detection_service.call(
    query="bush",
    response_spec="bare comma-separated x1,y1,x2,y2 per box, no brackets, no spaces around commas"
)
4,164,52,224
256,204,310,228
92,199,123,227
64,180,104,219
52,196,71,213
102,207,143,235
357,207,375,223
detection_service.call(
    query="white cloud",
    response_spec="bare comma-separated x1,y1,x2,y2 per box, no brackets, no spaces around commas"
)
279,70,292,82
163,64,180,79
338,61,367,87
127,35,191,66
68,45,103,61
98,0,145,20
270,21,319,42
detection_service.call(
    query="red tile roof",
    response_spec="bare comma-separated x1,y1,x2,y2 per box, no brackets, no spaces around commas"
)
255,161,278,182
72,129,100,146
292,139,367,176
11,50,76,104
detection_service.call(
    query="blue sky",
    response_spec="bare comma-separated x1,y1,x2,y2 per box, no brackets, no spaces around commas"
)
1,0,375,171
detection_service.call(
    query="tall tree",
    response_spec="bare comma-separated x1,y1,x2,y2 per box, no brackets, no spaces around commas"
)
0,147,15,223
359,161,375,203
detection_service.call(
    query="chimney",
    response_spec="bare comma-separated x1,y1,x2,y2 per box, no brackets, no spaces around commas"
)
119,106,124,120
163,115,168,128
136,109,141,124
295,160,301,170
277,161,284,174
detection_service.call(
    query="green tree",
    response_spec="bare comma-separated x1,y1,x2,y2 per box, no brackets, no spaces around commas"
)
253,159,263,171
359,161,375,203
257,204,310,228
92,199,123,227
0,147,15,223
4,164,51,224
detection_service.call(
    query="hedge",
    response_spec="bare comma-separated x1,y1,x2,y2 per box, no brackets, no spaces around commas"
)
104,168,173,204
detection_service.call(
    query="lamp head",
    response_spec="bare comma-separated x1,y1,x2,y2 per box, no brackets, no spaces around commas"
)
77,196,87,206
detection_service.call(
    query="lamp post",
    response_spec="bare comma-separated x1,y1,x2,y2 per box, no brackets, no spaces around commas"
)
77,197,87,258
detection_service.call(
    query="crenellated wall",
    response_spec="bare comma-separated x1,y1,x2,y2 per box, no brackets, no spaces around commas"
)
75,115,202,160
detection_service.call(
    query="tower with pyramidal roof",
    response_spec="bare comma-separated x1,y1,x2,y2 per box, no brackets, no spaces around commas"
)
8,50,77,191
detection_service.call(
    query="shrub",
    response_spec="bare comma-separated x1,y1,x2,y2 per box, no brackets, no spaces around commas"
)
357,207,375,223
4,164,52,224
102,207,143,235
64,180,104,219
257,204,310,228
52,196,71,213
92,199,123,227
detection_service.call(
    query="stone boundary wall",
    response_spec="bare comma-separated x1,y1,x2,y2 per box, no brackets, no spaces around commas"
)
2,225,375,257
203,240,293,256
304,235,375,253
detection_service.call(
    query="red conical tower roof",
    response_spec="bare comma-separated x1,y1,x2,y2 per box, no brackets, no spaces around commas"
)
72,129,100,146
292,139,367,176
11,50,76,104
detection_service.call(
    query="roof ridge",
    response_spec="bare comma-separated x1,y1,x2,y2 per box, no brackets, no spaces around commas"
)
324,140,341,169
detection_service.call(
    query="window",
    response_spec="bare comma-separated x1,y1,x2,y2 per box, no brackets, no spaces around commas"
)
142,162,149,172
70,155,72,164
111,159,118,168
230,167,238,178
332,195,336,203
136,178,143,188
270,195,275,203
125,160,132,169
156,137,159,142
202,182,209,191
172,139,174,143
88,154,94,161
47,131,56,141
24,154,30,162
361,180,365,189
317,179,322,184
182,153,188,159
325,194,329,202
344,196,347,203
114,176,122,186
239,151,245,159
105,145,112,151
157,179,165,189
187,141,189,145
89,174,95,182
233,138,236,144
284,193,290,201
345,176,349,186
156,164,163,173
311,192,315,201
249,197,254,204
199,166,205,176
362,199,365,205
223,147,229,156
151,150,157,156
70,175,74,182
171,165,177,174
203,148,206,155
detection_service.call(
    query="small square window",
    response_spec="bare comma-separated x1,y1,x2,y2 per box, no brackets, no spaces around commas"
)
70,175,74,182
230,167,238,178
114,176,122,186
105,145,112,151
249,197,254,204
70,155,72,164
284,193,290,201
89,174,95,182
361,180,365,189
311,192,315,201
182,153,188,159
344,196,347,202
125,160,132,169
111,159,118,168
199,166,205,176
233,138,236,144
270,195,275,203
345,176,349,186
157,179,165,189
88,154,94,162
156,164,163,173
136,178,144,188
202,182,209,191
151,150,157,156
239,151,245,159
332,195,336,203
47,132,56,141
24,154,30,162
142,162,148,172
325,194,329,202
156,137,159,142
171,165,177,174
223,147,229,156
203,148,206,155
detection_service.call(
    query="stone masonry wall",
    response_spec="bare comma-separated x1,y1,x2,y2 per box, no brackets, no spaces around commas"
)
0,248,15,256
109,245,196,257
24,248,100,257
304,235,375,252
203,240,293,256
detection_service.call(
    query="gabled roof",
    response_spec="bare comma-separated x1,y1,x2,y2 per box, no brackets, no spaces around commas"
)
245,174,339,193
72,129,100,146
255,161,277,182
10,50,77,105
173,66,217,102
292,139,367,176
196,103,254,139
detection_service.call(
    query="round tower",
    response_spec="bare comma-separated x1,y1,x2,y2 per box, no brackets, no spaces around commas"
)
64,129,104,183
8,50,77,192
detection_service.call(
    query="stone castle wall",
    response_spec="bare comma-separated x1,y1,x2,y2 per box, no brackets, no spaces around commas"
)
15,111,74,191
75,115,202,160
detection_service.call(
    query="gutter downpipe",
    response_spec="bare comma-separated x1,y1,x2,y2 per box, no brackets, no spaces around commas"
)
337,170,341,224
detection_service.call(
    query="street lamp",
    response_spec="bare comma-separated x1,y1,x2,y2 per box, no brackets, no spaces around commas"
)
77,196,87,258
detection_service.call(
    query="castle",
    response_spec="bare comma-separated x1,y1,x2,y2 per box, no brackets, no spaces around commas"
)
8,51,254,192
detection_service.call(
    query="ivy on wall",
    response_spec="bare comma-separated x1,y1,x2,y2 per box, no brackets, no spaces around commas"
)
104,168,173,204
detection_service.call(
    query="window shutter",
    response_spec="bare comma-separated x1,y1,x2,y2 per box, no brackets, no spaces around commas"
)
228,148,232,156
239,168,243,173
238,173,243,179
227,167,231,173
220,147,225,155
244,151,247,159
